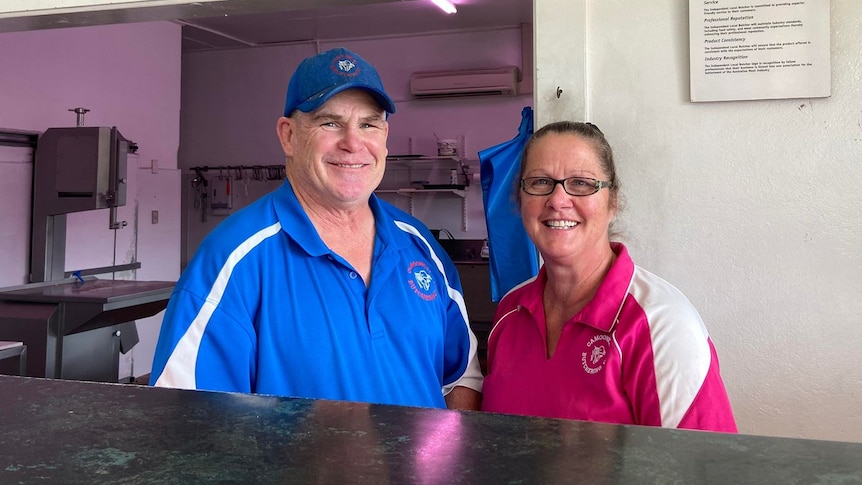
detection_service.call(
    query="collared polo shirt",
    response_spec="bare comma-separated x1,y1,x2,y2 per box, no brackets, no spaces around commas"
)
482,243,736,432
150,180,482,408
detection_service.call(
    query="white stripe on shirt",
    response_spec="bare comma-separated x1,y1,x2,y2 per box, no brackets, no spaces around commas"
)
629,266,710,428
393,220,483,392
155,222,282,389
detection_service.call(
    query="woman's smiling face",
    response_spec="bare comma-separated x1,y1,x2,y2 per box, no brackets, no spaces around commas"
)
519,132,616,265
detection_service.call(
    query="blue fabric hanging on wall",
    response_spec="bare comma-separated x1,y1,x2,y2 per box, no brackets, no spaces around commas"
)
479,106,539,302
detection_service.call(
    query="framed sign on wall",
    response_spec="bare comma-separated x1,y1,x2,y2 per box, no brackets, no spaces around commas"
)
689,0,831,102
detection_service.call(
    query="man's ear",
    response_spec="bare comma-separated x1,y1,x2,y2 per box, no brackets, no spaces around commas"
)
276,116,295,157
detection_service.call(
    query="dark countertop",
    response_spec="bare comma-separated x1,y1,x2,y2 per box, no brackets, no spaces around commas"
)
2,375,861,484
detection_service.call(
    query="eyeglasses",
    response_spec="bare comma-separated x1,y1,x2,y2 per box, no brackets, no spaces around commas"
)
520,176,613,197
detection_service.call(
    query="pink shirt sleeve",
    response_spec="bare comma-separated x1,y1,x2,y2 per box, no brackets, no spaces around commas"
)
677,341,738,432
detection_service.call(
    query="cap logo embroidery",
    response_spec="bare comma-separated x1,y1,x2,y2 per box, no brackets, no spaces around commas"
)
337,59,356,72
332,55,360,77
407,261,437,301
582,334,611,374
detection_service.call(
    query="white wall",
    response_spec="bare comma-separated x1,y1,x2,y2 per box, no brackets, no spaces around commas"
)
0,144,33,283
0,21,183,378
178,28,532,263
537,0,862,442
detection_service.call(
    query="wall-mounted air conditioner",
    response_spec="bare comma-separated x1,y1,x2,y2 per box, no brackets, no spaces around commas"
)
410,66,519,99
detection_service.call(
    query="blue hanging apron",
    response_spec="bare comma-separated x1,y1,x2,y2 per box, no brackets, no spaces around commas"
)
479,106,539,302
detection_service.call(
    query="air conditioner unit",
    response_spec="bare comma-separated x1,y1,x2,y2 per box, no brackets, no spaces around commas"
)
410,66,519,99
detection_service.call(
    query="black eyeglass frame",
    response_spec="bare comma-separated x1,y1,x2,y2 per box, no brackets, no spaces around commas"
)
520,176,614,197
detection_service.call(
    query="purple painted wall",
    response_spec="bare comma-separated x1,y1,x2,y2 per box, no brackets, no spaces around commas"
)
179,28,530,167
179,27,532,258
0,21,183,378
0,22,181,161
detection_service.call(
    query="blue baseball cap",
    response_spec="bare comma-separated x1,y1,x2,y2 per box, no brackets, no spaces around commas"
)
283,48,396,117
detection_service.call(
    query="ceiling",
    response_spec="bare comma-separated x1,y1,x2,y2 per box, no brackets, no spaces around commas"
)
179,0,532,53
0,1,530,53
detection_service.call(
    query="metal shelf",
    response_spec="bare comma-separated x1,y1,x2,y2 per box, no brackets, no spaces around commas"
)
377,157,470,231
375,188,466,198
386,155,460,165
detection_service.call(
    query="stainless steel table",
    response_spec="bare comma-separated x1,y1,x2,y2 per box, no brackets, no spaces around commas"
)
0,278,174,381
1,375,861,484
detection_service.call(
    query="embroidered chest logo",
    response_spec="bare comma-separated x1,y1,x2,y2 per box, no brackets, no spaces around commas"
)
582,334,612,375
407,261,438,301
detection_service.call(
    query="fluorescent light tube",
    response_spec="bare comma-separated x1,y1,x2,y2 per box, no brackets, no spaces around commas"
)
431,0,457,14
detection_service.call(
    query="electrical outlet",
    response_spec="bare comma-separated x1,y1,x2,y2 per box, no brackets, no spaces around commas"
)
151,210,159,224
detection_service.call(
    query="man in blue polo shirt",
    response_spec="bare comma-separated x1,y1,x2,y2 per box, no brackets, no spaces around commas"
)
150,47,483,410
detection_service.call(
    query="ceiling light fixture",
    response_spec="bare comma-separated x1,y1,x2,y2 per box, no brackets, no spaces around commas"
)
431,0,457,15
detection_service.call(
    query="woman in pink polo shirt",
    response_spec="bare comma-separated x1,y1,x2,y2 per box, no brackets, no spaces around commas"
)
480,121,737,432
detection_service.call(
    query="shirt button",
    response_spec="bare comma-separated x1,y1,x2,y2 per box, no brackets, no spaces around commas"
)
349,271,358,279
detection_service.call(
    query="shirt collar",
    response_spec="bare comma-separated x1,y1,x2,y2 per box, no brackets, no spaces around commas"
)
271,178,408,257
575,242,634,331
518,242,635,332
